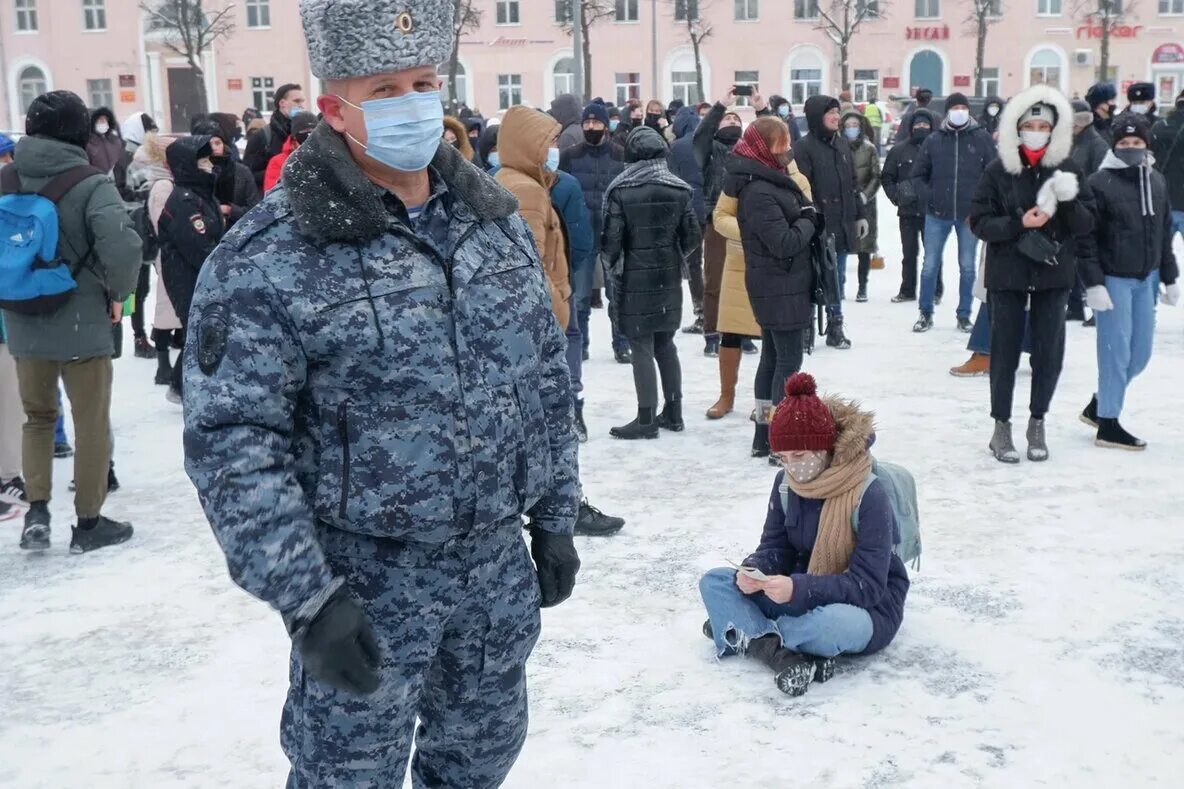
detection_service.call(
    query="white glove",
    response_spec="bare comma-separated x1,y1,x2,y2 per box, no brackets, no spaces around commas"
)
1162,282,1181,307
1085,285,1114,312
1051,170,1079,202
856,219,870,240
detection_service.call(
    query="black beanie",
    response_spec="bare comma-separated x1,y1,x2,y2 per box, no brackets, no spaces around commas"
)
25,90,90,148
1110,113,1151,149
945,93,970,113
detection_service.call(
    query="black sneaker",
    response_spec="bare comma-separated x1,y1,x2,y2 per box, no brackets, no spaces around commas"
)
1095,418,1146,452
1080,395,1099,429
610,408,659,440
682,315,704,334
1,475,27,503
856,286,868,303
70,515,134,554
573,401,588,444
912,313,934,333
133,336,154,359
574,499,625,536
891,293,916,303
741,338,759,355
825,318,852,349
613,348,632,365
704,334,720,357
656,400,685,432
956,316,973,333
20,502,50,551
54,441,74,459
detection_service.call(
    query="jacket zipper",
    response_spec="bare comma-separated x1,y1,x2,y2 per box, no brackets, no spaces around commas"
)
953,129,960,219
336,401,350,520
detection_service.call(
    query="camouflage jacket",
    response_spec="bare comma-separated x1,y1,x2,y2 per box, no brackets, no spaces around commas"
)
182,125,578,618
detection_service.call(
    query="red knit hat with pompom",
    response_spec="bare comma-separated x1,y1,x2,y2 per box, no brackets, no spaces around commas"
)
769,373,836,452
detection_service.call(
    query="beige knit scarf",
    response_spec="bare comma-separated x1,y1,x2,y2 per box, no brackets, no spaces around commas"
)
786,453,873,575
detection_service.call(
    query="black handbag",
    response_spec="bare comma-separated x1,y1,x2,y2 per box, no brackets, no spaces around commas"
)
810,232,840,307
1015,229,1061,267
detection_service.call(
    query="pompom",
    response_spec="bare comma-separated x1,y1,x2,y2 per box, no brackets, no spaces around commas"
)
785,372,817,398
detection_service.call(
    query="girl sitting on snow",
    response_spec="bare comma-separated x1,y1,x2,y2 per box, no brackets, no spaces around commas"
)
698,373,909,696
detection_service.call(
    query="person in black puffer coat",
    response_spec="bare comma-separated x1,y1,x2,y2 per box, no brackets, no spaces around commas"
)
792,94,865,349
882,108,943,303
1150,89,1184,241
1066,99,1112,321
667,105,707,329
1078,115,1180,450
190,115,260,228
978,96,1004,138
731,118,817,443
601,127,701,440
969,85,1096,465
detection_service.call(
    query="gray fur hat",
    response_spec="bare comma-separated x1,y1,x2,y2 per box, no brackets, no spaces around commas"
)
301,0,455,80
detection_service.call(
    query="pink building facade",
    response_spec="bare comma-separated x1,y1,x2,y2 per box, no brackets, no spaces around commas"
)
1,1,1181,134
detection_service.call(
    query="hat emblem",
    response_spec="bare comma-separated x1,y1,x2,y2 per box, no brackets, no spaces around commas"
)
395,11,413,33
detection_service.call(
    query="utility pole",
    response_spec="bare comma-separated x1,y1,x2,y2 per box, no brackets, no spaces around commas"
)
651,0,659,101
572,1,585,101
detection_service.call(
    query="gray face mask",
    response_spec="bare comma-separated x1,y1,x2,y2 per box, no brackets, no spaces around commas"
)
1114,148,1148,167
782,451,832,484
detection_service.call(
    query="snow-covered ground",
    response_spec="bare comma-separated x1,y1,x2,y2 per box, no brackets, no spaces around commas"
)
3,192,1183,788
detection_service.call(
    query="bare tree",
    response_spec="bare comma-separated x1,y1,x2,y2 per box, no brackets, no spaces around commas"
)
139,0,235,115
668,0,713,103
446,0,483,114
815,1,884,93
964,0,1003,96
559,1,615,99
1072,0,1127,85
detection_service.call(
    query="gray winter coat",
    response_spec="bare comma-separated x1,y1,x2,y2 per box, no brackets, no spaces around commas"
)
2,136,141,360
1070,125,1110,177
551,94,585,152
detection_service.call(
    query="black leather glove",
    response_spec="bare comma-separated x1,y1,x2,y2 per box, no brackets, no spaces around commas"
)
292,589,382,695
529,527,581,608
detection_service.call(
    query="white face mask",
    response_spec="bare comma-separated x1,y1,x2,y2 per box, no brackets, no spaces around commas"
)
1130,103,1151,115
948,109,970,127
197,159,215,174
782,451,832,484
95,122,110,135
987,105,1000,117
1020,130,1051,150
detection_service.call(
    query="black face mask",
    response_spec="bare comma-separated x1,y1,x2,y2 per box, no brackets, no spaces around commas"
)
584,128,606,145
715,125,742,146
645,113,662,129
911,128,931,144
210,154,230,167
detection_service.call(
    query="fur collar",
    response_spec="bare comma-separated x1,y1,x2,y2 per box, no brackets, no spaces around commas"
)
997,85,1075,176
825,397,875,467
284,122,519,244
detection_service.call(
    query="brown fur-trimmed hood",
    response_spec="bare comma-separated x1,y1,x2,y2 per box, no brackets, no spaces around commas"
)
825,396,876,466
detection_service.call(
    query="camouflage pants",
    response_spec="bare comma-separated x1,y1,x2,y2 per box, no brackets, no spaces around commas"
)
282,521,541,788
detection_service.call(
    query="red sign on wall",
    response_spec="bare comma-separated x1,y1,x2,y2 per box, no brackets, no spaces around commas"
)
1153,43,1184,64
1076,24,1142,39
227,78,243,91
882,76,901,89
906,26,949,41
953,75,971,88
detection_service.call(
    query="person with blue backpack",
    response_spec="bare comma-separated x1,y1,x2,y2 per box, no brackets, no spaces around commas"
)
0,90,141,553
699,372,913,696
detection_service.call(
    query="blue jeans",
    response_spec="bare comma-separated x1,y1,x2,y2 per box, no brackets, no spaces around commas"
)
1096,272,1158,419
55,388,67,445
827,251,849,318
698,567,873,659
920,215,978,320
967,302,1030,356
1171,210,1184,244
574,256,596,355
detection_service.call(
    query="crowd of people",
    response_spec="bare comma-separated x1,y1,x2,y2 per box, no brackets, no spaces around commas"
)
0,0,1182,779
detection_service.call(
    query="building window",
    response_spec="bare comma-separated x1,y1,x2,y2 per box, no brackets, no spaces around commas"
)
496,1,520,25
251,76,274,112
552,57,577,99
852,69,879,102
1038,0,1062,13
498,74,522,109
986,0,1002,14
555,0,572,23
1160,0,1184,12
857,0,880,16
733,70,759,106
87,78,113,109
979,67,1000,96
442,63,468,108
734,0,759,20
674,0,699,21
616,0,639,21
671,71,701,105
15,0,38,31
1101,0,1123,11
794,0,819,20
83,0,106,30
246,0,270,28
1028,48,1064,89
914,0,940,18
615,72,642,106
18,65,47,114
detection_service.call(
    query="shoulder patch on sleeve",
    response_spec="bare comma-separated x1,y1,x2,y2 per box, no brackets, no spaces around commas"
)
196,303,230,376
190,214,208,235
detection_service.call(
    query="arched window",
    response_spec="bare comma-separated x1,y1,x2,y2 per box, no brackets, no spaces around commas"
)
18,66,47,114
787,50,824,105
669,51,704,105
1028,48,1064,90
907,50,944,96
552,57,577,99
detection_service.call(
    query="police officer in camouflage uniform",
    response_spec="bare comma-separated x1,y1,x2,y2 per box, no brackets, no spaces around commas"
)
181,2,581,785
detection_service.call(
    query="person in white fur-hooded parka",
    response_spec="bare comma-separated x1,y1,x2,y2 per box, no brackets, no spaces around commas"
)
969,84,1097,465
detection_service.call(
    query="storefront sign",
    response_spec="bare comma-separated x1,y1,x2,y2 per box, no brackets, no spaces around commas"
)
119,74,136,88
953,75,971,88
1075,24,1142,40
882,76,901,89
1152,43,1184,64
119,90,136,103
227,78,243,91
906,26,949,41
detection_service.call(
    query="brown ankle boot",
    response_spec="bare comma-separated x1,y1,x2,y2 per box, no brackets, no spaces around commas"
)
950,352,990,378
706,346,742,419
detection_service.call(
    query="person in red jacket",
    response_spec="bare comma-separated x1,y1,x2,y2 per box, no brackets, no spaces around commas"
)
263,112,318,192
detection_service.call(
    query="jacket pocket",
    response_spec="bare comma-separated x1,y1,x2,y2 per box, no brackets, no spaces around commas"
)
493,375,553,514
315,400,457,537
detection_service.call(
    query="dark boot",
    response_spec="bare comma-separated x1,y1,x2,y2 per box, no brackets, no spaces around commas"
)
913,312,934,333
574,499,625,536
752,423,770,458
133,335,153,359
856,285,868,303
613,347,632,365
154,349,172,386
54,441,74,459
657,400,684,432
70,515,134,554
745,635,832,697
1095,418,1146,451
573,399,588,443
1080,395,1099,429
20,501,51,551
590,289,604,309
703,334,720,357
825,317,852,349
610,407,659,440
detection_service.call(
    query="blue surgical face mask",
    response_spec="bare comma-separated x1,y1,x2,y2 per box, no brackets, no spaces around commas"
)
337,90,444,173
287,106,306,118
486,151,500,169
844,126,861,140
777,104,790,119
545,147,560,172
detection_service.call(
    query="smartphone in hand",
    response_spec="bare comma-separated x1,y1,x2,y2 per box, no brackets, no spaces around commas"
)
732,84,754,97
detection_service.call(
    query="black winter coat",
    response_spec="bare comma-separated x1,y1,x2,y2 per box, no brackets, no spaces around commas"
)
882,109,937,218
911,118,997,222
667,107,706,223
560,140,625,255
969,157,1096,293
793,96,864,254
243,111,291,188
727,155,816,332
1151,109,1184,210
1080,163,1178,288
159,136,225,324
1070,126,1110,177
601,140,701,337
694,102,741,216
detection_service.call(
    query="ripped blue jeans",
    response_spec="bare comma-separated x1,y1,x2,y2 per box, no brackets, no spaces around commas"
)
698,567,872,659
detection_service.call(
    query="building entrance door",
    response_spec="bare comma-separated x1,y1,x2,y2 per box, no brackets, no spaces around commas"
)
168,68,203,133
909,50,943,96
